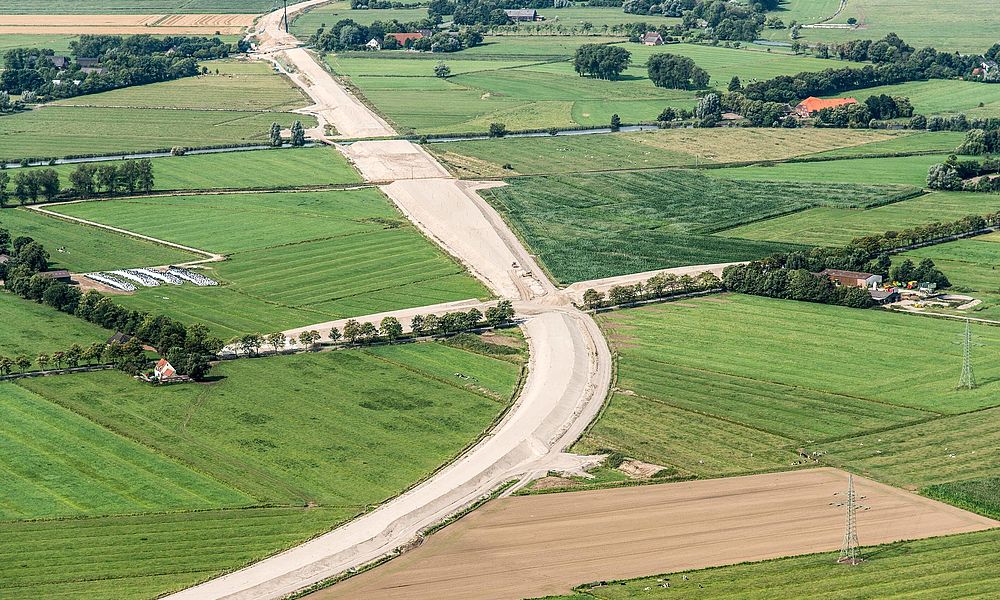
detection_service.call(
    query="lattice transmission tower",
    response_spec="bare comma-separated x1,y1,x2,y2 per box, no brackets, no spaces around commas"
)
834,474,868,566
958,319,978,390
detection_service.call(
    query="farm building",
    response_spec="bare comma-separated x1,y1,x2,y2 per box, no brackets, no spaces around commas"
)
642,32,665,46
48,55,69,69
505,9,540,21
366,38,382,50
387,32,424,45
76,57,101,69
869,289,900,304
38,269,72,282
0,253,9,265
818,269,883,289
794,96,858,117
106,331,134,345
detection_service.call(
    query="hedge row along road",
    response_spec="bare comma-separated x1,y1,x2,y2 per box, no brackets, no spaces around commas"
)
164,2,614,599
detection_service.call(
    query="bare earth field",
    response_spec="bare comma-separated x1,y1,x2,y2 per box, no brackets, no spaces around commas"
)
0,14,255,35
314,468,997,600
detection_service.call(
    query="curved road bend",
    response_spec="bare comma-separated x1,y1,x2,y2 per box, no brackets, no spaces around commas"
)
166,3,614,599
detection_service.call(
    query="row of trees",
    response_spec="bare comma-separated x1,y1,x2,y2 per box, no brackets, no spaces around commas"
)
0,340,146,378
311,18,483,53
233,301,517,357
891,258,950,287
722,263,876,308
958,128,1000,155
0,159,155,206
581,271,721,309
1,35,232,100
741,35,983,104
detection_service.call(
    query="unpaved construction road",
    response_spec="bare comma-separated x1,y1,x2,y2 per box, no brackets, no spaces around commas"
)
314,468,999,600
164,3,995,599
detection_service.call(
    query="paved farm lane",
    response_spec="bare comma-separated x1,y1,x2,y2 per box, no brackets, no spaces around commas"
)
164,3,613,599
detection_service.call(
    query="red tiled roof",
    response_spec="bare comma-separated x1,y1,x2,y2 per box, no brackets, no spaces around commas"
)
388,32,423,43
796,96,858,113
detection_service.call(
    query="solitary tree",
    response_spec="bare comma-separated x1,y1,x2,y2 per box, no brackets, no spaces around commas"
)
269,121,283,147
610,113,621,132
434,62,451,78
488,122,507,138
696,93,721,127
728,75,742,92
0,172,9,207
290,121,306,146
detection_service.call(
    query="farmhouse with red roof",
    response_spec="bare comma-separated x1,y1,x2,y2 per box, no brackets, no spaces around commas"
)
794,96,858,117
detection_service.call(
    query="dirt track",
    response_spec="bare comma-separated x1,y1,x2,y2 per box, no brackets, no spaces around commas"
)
314,468,999,600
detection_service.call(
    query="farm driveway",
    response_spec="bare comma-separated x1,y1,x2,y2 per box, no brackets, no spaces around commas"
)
314,468,999,600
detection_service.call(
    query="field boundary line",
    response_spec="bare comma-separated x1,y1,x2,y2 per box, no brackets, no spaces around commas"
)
23,205,222,265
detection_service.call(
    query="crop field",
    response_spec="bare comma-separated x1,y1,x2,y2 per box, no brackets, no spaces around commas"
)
0,0,287,13
722,191,1000,248
480,169,917,282
764,0,1000,53
575,295,998,480
926,477,1000,520
47,190,488,335
895,233,1000,322
0,208,196,272
824,80,1000,118
810,130,966,157
0,292,112,357
708,153,956,187
556,529,1000,600
54,60,310,112
4,342,521,598
765,0,843,25
17,146,362,192
291,2,427,36
0,106,317,161
430,128,909,177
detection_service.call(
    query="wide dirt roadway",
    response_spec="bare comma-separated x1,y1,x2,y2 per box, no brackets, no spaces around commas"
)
313,468,999,600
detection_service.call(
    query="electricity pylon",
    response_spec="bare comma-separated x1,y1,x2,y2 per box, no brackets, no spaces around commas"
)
958,319,979,390
834,474,868,565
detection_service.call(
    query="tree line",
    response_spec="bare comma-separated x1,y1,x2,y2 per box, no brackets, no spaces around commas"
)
1,232,221,379
0,159,154,206
1,34,235,100
232,301,517,357
310,18,482,53
581,271,721,309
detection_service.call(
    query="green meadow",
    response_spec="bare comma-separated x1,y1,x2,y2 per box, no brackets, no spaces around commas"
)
47,190,489,335
0,34,76,66
825,80,1000,118
16,146,363,192
555,529,1000,599
54,60,310,112
708,153,956,187
3,342,521,599
430,128,910,177
0,292,112,357
0,207,196,272
480,169,915,282
575,294,1000,482
0,106,316,160
722,192,1000,248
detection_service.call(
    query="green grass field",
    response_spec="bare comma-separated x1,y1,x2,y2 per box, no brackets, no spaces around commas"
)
0,0,291,12
0,383,253,520
824,80,1000,118
722,192,1000,248
332,41,867,133
15,146,362,192
480,169,916,282
292,1,427,36
554,529,1000,599
764,0,1000,53
0,207,197,272
0,291,112,357
430,128,910,177
0,34,76,66
709,153,956,187
54,60,309,112
514,6,681,28
574,295,999,481
925,477,1000,520
46,189,488,335
810,130,966,157
0,106,317,161
4,341,521,598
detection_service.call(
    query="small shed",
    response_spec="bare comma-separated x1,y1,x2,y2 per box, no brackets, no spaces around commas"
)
107,331,134,345
869,289,900,304
38,269,72,282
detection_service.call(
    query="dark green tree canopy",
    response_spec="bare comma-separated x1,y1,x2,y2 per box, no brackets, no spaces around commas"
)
574,44,632,80
647,53,710,90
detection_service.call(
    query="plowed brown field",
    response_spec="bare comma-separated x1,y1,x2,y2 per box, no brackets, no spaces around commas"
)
314,468,998,600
